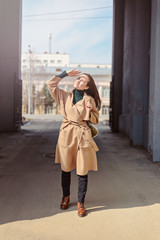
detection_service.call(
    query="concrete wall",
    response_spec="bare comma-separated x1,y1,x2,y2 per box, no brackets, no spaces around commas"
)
118,0,151,148
0,0,22,132
148,0,160,162
111,0,124,132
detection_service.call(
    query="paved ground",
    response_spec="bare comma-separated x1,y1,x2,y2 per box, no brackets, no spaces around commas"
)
1,115,160,240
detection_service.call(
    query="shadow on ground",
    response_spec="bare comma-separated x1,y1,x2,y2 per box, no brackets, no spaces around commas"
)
1,119,160,225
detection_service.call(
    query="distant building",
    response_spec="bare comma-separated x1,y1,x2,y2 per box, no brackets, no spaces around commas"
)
21,52,111,70
21,52,70,70
21,53,111,119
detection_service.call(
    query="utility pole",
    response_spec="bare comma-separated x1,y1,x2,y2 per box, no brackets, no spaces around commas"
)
49,33,52,54
28,45,32,114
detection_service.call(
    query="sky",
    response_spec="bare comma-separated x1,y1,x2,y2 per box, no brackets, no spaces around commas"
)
22,0,113,64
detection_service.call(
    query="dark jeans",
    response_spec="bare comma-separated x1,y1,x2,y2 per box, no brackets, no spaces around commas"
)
61,170,88,203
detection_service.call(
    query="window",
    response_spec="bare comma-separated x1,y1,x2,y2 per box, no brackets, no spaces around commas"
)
57,60,62,63
50,60,55,63
23,59,26,63
102,87,110,98
43,60,48,63
102,105,109,115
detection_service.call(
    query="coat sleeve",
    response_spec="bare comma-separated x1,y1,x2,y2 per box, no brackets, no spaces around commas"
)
83,97,99,125
89,98,99,125
46,74,69,105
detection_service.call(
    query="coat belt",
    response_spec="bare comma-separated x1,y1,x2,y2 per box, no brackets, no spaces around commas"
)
61,119,88,130
61,119,90,150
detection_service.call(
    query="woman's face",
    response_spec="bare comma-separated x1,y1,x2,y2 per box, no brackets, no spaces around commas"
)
74,74,89,90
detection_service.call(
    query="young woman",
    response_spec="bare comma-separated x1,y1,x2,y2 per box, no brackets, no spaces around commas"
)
46,68,101,217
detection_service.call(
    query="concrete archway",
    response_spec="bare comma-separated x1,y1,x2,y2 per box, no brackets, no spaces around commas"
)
1,0,160,163
0,0,22,132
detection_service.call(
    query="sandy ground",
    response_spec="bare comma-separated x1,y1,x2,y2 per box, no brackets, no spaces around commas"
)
1,115,160,240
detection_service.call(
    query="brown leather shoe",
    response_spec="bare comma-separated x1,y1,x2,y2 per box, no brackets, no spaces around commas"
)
60,196,70,210
77,202,86,217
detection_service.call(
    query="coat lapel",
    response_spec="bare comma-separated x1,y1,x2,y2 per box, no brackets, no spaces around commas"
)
65,92,90,122
74,92,91,120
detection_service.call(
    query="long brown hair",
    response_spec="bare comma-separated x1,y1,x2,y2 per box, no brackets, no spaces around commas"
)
83,73,101,111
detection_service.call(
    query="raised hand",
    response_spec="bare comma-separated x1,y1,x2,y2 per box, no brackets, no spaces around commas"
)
86,101,93,110
67,68,81,77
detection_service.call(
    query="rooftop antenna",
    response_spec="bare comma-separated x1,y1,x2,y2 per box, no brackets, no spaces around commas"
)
49,33,52,54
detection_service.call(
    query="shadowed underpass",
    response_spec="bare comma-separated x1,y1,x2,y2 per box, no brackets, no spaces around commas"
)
1,115,160,239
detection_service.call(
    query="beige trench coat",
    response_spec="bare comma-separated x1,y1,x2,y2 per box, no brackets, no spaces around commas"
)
46,75,99,175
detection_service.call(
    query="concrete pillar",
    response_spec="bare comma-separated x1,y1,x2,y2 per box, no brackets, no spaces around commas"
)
0,0,22,132
111,0,124,132
119,0,151,148
148,0,160,162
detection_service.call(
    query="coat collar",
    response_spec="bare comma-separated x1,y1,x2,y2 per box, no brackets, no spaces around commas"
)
71,90,90,106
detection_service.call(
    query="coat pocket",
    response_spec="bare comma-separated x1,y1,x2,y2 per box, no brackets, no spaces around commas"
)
58,129,69,148
79,130,99,151
58,128,72,148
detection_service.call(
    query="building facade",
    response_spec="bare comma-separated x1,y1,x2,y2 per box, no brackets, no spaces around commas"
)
21,53,111,119
22,52,111,70
21,52,70,70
